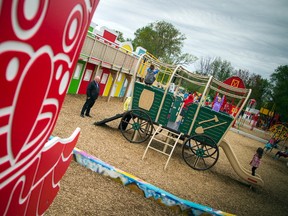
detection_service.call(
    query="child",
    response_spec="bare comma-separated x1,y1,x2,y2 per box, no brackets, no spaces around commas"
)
144,64,159,85
274,146,288,159
264,137,280,152
212,95,224,112
250,147,264,176
250,113,259,130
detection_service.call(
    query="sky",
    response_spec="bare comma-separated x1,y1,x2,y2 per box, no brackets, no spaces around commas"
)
92,0,288,79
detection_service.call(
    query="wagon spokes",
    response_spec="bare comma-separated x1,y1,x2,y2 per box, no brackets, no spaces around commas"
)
119,110,153,143
182,134,219,171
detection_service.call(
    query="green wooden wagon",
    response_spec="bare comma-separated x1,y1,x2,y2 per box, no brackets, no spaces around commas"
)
98,54,251,171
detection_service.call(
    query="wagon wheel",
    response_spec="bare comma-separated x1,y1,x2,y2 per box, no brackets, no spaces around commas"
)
119,109,153,143
182,134,219,171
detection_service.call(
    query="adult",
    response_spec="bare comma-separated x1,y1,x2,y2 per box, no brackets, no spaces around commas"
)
144,64,159,85
80,76,100,117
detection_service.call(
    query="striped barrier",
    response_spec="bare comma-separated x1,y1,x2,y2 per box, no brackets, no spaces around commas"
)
73,147,233,216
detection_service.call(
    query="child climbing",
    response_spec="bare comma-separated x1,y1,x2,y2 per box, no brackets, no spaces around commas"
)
212,94,224,112
250,147,264,176
144,64,159,85
263,137,280,153
180,93,194,116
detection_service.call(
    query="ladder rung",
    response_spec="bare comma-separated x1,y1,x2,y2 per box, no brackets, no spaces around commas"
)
142,124,184,170
158,128,180,136
148,146,170,156
157,133,180,141
153,137,174,147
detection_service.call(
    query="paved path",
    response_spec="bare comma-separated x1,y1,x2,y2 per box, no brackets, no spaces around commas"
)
230,127,268,144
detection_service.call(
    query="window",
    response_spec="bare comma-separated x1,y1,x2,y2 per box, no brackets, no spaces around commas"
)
73,64,82,79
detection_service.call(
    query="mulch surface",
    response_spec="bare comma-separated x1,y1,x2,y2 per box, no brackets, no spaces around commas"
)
46,94,288,216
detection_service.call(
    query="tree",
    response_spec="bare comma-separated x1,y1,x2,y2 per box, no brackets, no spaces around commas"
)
115,30,125,42
211,57,233,81
245,74,271,109
270,65,288,122
114,30,133,42
132,20,197,66
234,69,250,84
195,57,233,81
195,56,214,75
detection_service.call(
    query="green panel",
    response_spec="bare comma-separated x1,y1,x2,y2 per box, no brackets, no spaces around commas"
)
178,105,233,144
191,107,233,144
178,103,198,134
158,94,174,126
68,60,85,94
87,26,95,37
132,82,174,126
169,96,183,122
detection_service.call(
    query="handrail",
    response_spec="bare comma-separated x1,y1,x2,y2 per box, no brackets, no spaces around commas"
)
88,31,138,56
81,32,140,74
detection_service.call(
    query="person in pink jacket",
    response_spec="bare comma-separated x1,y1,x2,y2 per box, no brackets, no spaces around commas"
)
250,147,264,176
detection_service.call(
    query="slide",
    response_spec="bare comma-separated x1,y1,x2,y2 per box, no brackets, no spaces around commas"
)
219,139,264,186
94,113,125,126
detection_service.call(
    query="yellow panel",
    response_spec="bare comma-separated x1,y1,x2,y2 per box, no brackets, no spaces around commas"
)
119,42,133,54
260,107,269,115
138,61,149,78
114,74,125,97
103,74,113,96
120,44,133,52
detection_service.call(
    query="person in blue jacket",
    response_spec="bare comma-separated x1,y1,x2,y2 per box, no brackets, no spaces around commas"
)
80,76,100,117
144,64,159,85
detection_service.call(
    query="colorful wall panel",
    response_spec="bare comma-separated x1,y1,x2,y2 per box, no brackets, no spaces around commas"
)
78,62,96,94
99,67,110,96
103,73,113,96
119,78,128,97
114,73,126,97
68,60,86,94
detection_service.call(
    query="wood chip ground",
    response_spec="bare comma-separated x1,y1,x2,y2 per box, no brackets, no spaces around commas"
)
46,94,288,216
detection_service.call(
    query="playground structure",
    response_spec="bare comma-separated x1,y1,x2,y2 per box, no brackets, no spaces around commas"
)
264,124,288,154
95,53,264,186
236,98,258,127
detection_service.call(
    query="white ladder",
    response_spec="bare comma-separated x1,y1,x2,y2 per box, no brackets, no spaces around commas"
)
142,125,183,170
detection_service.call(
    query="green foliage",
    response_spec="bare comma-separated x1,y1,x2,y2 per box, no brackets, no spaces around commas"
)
270,65,288,121
211,58,233,81
115,30,125,42
164,53,198,66
233,69,250,84
245,74,271,109
195,57,232,81
132,20,197,65
156,71,170,85
174,71,204,93
112,25,286,122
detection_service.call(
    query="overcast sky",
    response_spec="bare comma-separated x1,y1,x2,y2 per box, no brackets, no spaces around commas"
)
92,0,288,78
